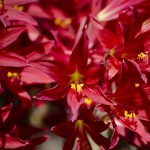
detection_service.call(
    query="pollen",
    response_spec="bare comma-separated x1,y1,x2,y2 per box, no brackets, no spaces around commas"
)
7,72,18,78
13,5,24,11
54,17,72,28
70,83,84,92
84,97,92,105
134,83,140,88
137,52,147,59
54,18,62,25
61,18,72,28
124,110,136,119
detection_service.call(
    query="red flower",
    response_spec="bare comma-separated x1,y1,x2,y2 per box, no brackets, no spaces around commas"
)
52,105,110,150
35,20,112,120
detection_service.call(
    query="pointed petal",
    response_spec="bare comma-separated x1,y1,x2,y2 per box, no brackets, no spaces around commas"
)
0,52,27,67
83,85,112,105
6,0,37,5
69,18,88,70
51,121,73,138
35,83,69,101
67,89,82,121
0,26,26,50
90,16,118,49
85,126,110,149
1,104,12,123
21,67,54,85
6,8,37,26
0,134,28,149
110,128,119,149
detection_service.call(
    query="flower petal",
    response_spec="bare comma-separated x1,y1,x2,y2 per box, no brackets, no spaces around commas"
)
21,66,54,85
83,85,112,105
35,83,69,101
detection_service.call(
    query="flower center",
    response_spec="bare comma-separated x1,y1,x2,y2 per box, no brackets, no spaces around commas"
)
70,70,84,92
70,70,84,83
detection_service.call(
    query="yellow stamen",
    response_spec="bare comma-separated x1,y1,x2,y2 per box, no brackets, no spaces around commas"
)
54,18,62,25
13,5,24,11
60,18,72,28
70,83,84,92
124,110,136,119
7,72,18,78
137,52,147,59
12,72,18,78
7,72,13,78
84,98,92,105
134,83,140,88
54,17,72,28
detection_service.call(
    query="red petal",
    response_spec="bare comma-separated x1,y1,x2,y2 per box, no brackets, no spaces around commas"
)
83,85,112,105
90,16,118,49
0,26,26,50
67,89,82,121
0,52,27,67
69,18,88,71
6,8,37,26
21,67,54,85
6,0,37,5
0,134,28,149
110,128,119,149
1,104,12,123
85,125,110,149
51,121,73,138
35,83,69,101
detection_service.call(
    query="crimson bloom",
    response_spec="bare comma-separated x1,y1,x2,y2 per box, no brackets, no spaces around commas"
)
35,19,112,120
52,105,110,150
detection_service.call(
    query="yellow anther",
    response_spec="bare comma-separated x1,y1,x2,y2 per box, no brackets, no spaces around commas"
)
60,18,72,28
54,17,72,28
124,110,136,119
7,72,13,78
7,72,18,78
12,72,18,78
137,52,147,59
70,83,84,92
134,83,140,88
54,18,62,25
13,5,24,11
84,98,92,105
